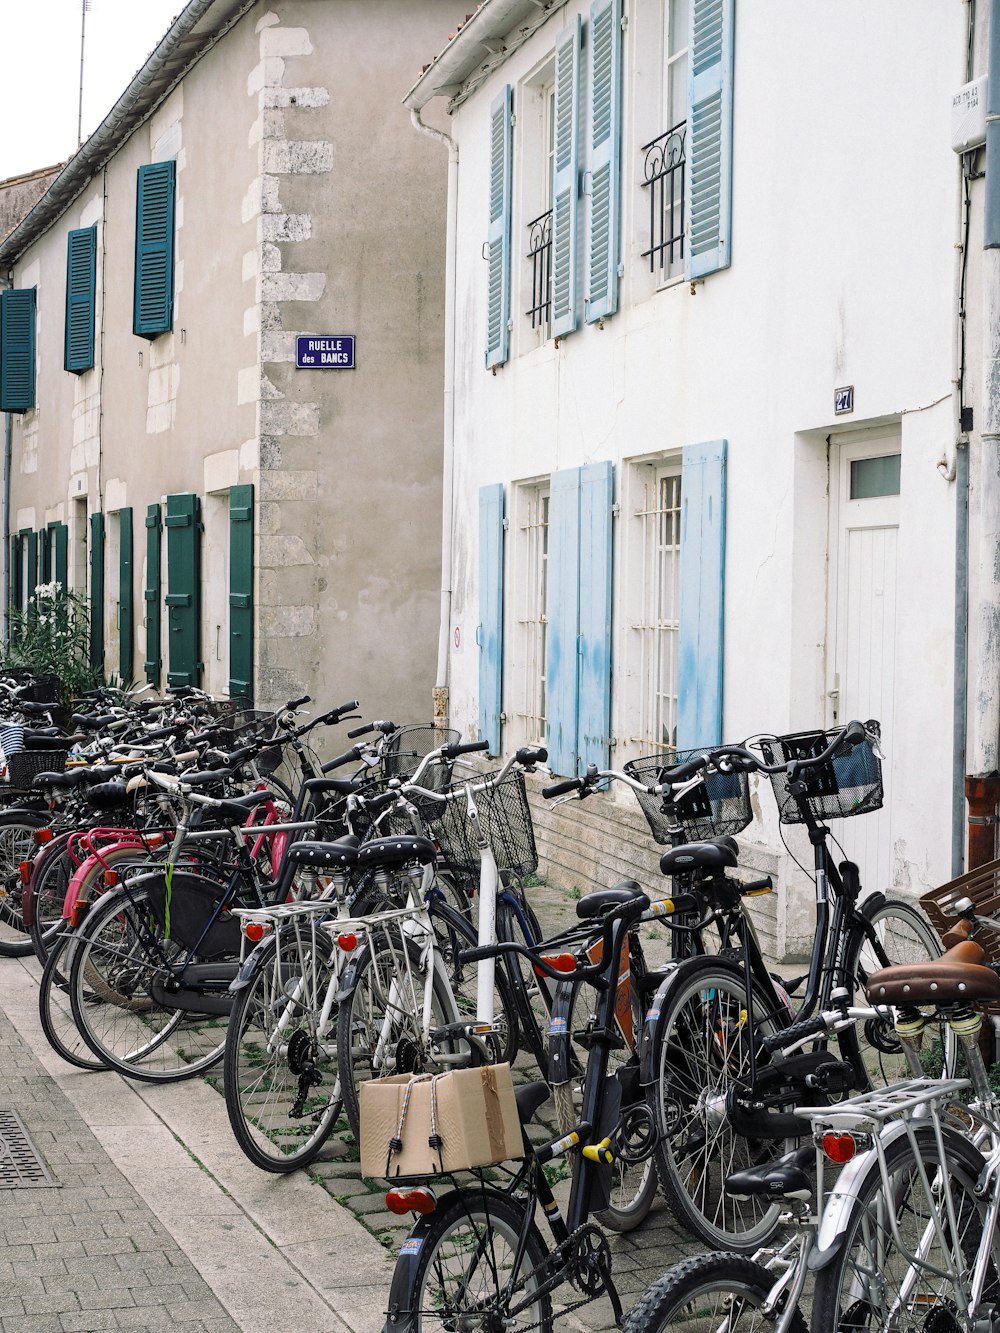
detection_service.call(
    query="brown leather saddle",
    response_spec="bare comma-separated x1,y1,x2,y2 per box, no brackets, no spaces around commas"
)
866,922,1000,1005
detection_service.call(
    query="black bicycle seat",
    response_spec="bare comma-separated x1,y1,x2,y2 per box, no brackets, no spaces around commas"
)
659,839,739,875
287,839,360,869
576,881,646,919
514,1081,551,1126
725,1143,813,1201
357,835,436,870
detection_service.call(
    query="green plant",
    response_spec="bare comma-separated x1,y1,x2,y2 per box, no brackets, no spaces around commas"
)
569,885,582,900
520,872,548,888
1,583,102,705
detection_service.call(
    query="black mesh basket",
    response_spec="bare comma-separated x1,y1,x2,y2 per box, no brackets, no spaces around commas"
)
759,729,883,825
623,748,753,845
433,768,537,877
7,749,68,788
380,725,459,820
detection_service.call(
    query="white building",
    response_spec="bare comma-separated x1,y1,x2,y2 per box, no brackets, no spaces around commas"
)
406,0,982,956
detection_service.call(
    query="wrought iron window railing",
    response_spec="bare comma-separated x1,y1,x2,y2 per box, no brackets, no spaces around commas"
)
525,210,553,331
640,122,686,275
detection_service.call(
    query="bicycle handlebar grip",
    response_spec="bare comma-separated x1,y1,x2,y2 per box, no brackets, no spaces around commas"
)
331,699,360,718
762,1013,828,1054
542,778,582,798
285,695,311,710
660,755,707,782
441,740,490,759
515,746,548,767
347,723,375,739
362,787,400,816
321,746,362,774
839,719,867,751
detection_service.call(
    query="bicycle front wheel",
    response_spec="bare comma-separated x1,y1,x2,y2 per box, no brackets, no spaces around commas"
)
224,926,343,1172
624,1251,807,1333
38,929,108,1071
811,1124,995,1333
397,1189,553,1331
0,811,49,957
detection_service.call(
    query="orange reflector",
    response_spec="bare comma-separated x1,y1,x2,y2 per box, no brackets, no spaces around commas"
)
104,870,119,887
822,1133,858,1164
146,833,165,847
70,899,90,929
385,1187,436,1217
539,953,577,975
338,933,358,952
33,828,53,844
243,922,267,943
19,860,31,885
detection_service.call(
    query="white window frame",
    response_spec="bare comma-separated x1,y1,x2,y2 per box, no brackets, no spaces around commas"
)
517,58,557,352
507,481,551,749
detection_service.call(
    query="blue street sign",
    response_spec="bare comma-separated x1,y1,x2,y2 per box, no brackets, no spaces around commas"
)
296,335,356,369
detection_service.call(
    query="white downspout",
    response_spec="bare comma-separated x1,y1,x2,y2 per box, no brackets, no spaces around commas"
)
410,107,458,731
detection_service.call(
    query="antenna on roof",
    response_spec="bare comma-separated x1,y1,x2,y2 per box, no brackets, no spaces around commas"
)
78,0,92,148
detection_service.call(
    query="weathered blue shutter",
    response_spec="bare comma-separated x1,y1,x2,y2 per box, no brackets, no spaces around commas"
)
165,493,201,687
485,87,513,369
89,512,105,671
133,161,176,339
229,485,254,700
677,440,727,748
144,504,162,686
551,18,582,337
547,467,582,776
65,226,97,373
478,484,505,755
53,523,68,593
687,0,734,279
119,509,134,683
577,462,614,768
586,0,623,323
0,289,36,413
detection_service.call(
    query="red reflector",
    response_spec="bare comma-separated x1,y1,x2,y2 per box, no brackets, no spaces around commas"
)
104,870,119,887
244,922,266,943
539,953,577,974
822,1133,858,1164
385,1188,436,1217
33,827,53,844
338,933,358,952
70,899,89,929
19,860,31,885
146,833,165,847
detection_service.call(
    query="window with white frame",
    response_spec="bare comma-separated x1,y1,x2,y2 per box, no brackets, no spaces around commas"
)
509,483,550,747
640,0,689,282
520,63,556,344
620,460,682,760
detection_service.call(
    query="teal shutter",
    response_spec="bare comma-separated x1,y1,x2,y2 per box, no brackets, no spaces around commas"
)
53,523,68,593
547,467,582,776
119,509,134,683
677,440,727,748
144,504,162,686
65,226,97,373
577,461,613,768
40,527,51,584
0,289,36,413
478,484,505,755
551,18,582,337
229,485,254,700
133,161,176,339
9,537,22,618
485,87,513,369
89,512,105,670
687,0,735,279
24,530,38,604
586,0,623,323
165,493,201,687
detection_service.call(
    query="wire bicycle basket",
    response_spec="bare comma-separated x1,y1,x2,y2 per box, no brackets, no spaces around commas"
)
433,768,538,878
623,747,753,844
759,728,883,824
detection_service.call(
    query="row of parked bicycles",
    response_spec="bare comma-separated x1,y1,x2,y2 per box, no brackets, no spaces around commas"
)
0,671,995,1333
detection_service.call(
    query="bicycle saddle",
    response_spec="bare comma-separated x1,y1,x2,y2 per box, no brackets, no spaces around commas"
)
866,937,1000,1005
576,881,648,919
287,838,360,869
659,838,739,875
31,769,84,790
356,835,437,869
85,782,129,808
725,1143,813,1201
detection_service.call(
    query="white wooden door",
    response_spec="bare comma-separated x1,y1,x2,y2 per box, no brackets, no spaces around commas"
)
828,430,901,895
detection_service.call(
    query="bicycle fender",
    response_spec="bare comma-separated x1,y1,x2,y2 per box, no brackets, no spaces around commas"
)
547,979,575,1086
638,959,709,1087
228,937,273,992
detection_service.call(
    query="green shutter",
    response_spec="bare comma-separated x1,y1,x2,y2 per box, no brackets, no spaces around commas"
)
144,504,162,686
165,493,201,687
40,527,52,584
24,530,38,605
134,162,176,339
119,509,134,684
65,226,97,373
0,289,36,413
8,537,22,624
89,512,105,670
53,523,68,593
228,485,254,700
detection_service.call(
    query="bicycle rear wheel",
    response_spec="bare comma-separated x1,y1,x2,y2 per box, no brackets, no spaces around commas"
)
38,929,108,1071
0,811,49,957
623,1251,807,1333
28,837,75,963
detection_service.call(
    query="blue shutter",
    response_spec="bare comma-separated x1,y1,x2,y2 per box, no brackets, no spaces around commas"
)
687,0,734,279
551,18,582,337
586,0,623,323
133,162,176,339
478,484,505,755
577,461,614,768
677,440,727,748
0,289,36,413
547,467,582,776
485,87,513,369
65,226,97,373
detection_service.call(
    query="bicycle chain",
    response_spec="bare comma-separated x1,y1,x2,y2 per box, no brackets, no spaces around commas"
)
502,1223,623,1330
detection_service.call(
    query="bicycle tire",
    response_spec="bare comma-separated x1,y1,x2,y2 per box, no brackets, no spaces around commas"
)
841,895,956,1087
811,1123,996,1333
28,835,76,963
392,1188,553,1331
0,811,50,957
623,1251,807,1333
337,933,460,1139
37,929,108,1071
646,956,788,1251
224,926,343,1172
68,884,230,1083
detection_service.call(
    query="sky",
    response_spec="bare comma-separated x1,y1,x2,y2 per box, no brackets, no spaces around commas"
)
0,1,185,182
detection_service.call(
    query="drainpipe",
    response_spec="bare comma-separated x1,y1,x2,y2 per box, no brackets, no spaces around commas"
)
410,107,458,733
3,410,10,638
968,0,1000,867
